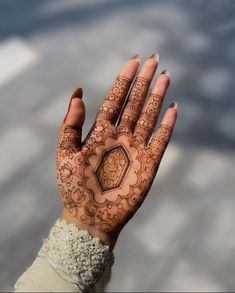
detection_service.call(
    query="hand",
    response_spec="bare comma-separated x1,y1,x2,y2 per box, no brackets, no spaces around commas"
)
56,54,177,249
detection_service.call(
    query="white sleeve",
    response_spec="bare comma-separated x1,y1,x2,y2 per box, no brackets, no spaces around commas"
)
14,219,114,292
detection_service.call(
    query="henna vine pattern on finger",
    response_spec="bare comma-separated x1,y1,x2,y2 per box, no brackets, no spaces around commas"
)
97,76,131,124
149,124,173,162
59,126,82,156
134,93,163,144
151,124,172,148
119,77,150,131
56,126,82,180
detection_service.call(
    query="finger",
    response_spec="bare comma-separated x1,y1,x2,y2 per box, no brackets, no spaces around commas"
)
119,53,159,132
133,70,170,144
96,55,140,124
149,102,177,163
59,88,85,151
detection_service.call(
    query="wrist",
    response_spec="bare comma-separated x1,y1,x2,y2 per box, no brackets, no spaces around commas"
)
61,209,118,250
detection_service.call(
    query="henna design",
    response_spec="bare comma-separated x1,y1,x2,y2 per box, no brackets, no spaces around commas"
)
134,93,163,143
119,77,150,131
57,95,172,240
97,76,131,124
58,126,81,158
94,145,131,192
150,124,172,149
149,124,173,162
59,162,79,183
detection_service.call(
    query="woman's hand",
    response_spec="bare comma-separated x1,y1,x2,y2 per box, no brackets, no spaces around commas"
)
56,54,177,249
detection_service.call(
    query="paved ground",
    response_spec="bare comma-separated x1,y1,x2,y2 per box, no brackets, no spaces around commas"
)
0,0,235,291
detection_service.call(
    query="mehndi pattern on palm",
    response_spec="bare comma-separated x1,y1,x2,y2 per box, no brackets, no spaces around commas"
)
94,144,131,192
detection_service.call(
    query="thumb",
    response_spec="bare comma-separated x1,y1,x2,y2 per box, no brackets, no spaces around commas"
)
59,88,85,151
64,88,85,127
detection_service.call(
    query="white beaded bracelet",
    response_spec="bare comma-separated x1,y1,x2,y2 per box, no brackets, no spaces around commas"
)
38,219,114,291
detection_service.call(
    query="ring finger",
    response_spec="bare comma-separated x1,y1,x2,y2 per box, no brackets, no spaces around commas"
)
133,70,170,144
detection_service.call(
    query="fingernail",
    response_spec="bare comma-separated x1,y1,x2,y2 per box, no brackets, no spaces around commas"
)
169,102,178,110
71,87,83,100
161,69,170,77
149,52,159,62
132,54,140,62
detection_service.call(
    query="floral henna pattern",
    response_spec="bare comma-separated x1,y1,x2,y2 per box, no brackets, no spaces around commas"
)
57,118,172,237
59,162,79,184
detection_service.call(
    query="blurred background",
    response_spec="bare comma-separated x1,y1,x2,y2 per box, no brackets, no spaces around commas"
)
0,0,235,291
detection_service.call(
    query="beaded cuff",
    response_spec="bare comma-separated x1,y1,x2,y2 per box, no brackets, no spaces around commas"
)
38,219,114,290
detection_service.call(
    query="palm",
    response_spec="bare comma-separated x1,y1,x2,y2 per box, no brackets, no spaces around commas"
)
57,118,171,236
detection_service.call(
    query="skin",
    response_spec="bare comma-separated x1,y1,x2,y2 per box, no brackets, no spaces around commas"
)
57,54,177,250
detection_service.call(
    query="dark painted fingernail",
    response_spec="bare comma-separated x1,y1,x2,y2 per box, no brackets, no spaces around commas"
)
71,87,83,100
169,102,178,110
132,54,140,62
149,52,159,62
161,69,170,77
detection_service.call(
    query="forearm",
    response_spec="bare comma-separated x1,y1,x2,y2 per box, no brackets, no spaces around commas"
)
14,219,114,292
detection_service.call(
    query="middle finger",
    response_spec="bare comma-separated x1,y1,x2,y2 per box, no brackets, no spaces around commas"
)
118,53,159,132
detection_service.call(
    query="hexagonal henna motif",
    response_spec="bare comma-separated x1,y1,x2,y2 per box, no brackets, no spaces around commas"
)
94,145,130,192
